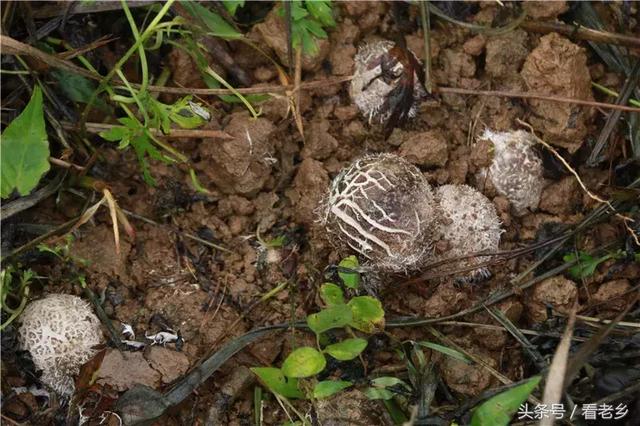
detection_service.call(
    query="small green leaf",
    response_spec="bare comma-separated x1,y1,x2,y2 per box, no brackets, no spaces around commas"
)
348,296,385,333
313,380,352,399
99,126,128,142
416,341,471,364
281,347,326,378
1,86,50,198
52,69,109,111
180,0,242,39
307,304,352,334
251,367,304,399
471,376,541,426
338,255,360,289
319,283,344,306
371,377,411,389
563,251,613,280
324,338,367,361
222,0,244,16
305,0,335,27
363,387,395,400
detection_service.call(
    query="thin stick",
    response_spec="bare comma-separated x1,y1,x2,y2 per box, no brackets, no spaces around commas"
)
419,0,432,94
520,20,640,48
61,121,234,140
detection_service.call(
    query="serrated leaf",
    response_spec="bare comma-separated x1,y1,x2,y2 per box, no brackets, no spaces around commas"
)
307,305,352,334
471,376,541,426
319,283,344,306
416,341,471,364
305,0,335,27
1,86,50,198
99,126,128,142
338,255,360,289
324,338,367,361
313,380,352,399
563,252,611,280
180,0,242,39
251,367,304,399
348,296,385,333
281,347,326,378
302,18,328,38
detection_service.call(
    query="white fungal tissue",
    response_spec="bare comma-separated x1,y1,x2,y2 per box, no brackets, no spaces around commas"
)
480,129,545,216
18,294,104,396
320,153,437,272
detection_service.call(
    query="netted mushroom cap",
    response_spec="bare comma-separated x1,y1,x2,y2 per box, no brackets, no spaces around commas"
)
18,294,104,396
320,153,437,272
350,41,426,124
434,184,503,281
480,129,544,216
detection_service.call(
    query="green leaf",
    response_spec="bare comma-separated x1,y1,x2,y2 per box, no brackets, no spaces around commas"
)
305,0,335,27
363,387,395,400
1,86,50,198
338,255,360,289
307,304,353,334
281,347,326,378
302,18,328,38
416,341,472,364
471,376,541,426
563,251,613,280
222,0,244,16
371,377,411,389
251,367,304,399
313,380,352,399
348,296,385,333
180,1,242,39
319,283,344,306
99,126,128,142
51,69,109,111
324,338,367,361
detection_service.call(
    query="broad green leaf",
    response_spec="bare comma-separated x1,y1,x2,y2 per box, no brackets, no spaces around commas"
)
305,0,335,27
313,380,352,399
251,367,304,399
281,347,326,378
338,255,360,289
319,283,344,306
348,296,385,333
471,376,541,426
416,341,471,364
363,387,394,400
99,126,128,142
51,69,109,111
1,86,50,198
222,0,244,16
307,304,352,334
180,1,242,39
324,338,367,361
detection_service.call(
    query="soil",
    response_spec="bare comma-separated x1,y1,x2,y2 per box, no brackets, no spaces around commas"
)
2,1,639,425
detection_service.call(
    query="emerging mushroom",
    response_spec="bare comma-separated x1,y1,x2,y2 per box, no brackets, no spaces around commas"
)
350,40,427,137
18,294,104,396
434,184,503,281
320,153,437,272
479,129,544,216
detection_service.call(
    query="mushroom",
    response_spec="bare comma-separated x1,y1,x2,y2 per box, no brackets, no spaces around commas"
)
319,153,437,272
479,129,544,216
18,294,104,396
434,184,503,281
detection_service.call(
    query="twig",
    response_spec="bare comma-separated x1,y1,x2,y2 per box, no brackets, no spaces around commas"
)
520,20,640,48
31,1,155,18
419,1,432,94
61,121,235,140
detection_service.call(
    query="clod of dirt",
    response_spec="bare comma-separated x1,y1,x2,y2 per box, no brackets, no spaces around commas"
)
441,346,497,395
521,33,594,152
206,366,254,424
287,158,330,227
592,279,632,318
434,184,502,281
478,129,545,216
145,346,190,385
301,119,339,160
17,294,104,396
439,48,476,86
328,19,359,76
350,40,427,125
315,389,389,426
198,112,276,196
341,2,388,33
397,129,449,167
96,349,160,392
254,7,330,72
528,276,578,323
320,153,437,272
522,1,569,19
539,176,580,215
484,30,528,82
